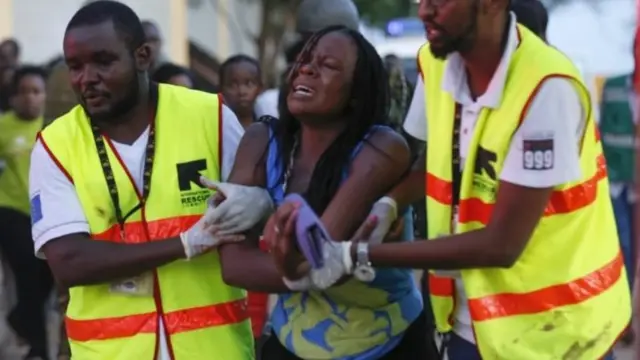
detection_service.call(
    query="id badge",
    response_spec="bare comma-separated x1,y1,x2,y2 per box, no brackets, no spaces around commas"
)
109,273,154,296
451,205,459,233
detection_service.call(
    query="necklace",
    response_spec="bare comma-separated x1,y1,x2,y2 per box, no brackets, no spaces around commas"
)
281,136,300,194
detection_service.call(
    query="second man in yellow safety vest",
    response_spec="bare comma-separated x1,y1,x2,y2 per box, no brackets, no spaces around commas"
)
29,1,255,359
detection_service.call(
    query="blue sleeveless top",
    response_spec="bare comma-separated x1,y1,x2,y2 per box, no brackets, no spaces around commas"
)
266,125,423,360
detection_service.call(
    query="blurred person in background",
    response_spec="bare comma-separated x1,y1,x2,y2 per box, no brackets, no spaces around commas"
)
152,63,194,88
600,69,637,347
0,65,52,360
142,20,167,72
0,39,20,68
510,0,548,41
254,0,360,119
219,54,266,351
220,55,263,129
0,66,16,112
634,23,640,357
384,54,413,133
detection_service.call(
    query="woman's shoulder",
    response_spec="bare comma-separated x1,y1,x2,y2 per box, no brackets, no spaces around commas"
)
234,118,274,167
363,125,410,159
243,116,274,144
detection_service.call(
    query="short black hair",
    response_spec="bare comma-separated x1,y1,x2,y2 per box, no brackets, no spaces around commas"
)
152,63,193,84
284,37,310,65
0,38,20,57
65,0,146,52
511,0,548,39
141,20,158,29
11,65,47,95
219,55,261,85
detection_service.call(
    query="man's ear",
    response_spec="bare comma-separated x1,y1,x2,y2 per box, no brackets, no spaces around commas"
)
134,44,152,72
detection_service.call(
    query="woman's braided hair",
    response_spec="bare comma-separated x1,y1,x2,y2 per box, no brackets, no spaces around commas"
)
273,25,390,214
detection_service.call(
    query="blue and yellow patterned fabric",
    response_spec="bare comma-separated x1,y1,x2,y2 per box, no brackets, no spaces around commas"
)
265,124,423,359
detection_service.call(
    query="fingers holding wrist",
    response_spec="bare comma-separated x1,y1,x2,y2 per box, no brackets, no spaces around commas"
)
283,276,311,291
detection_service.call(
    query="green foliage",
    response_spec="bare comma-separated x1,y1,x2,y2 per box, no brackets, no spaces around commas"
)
353,0,415,25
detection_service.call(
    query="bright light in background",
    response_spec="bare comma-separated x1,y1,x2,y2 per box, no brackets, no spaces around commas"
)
387,20,404,36
547,0,634,76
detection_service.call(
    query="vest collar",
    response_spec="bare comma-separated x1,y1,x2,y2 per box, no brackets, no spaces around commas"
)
441,12,519,109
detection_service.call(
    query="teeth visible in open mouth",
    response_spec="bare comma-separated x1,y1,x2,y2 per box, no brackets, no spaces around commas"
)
295,85,313,94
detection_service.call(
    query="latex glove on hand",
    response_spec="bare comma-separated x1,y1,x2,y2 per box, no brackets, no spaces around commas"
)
200,176,274,235
309,216,379,289
179,209,245,259
365,196,398,245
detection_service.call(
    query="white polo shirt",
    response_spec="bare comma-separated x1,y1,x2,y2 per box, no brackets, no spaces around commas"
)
29,104,244,360
403,13,586,343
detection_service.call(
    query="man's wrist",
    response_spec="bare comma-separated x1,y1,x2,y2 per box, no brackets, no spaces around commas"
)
178,232,192,259
341,241,354,274
349,241,358,268
377,196,398,219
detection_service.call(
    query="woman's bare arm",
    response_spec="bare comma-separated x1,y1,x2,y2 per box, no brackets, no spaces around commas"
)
219,126,411,292
320,128,411,240
217,123,292,292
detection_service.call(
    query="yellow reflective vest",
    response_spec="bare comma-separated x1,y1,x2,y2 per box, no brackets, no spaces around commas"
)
420,25,631,359
39,84,254,359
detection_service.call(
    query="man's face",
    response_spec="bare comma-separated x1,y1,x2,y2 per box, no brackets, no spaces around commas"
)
418,0,482,59
63,20,151,122
143,23,162,66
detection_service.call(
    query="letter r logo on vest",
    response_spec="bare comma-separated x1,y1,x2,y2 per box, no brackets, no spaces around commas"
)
177,160,207,191
176,159,211,208
474,146,498,181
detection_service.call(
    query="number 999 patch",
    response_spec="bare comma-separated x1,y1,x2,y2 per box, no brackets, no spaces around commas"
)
522,139,554,170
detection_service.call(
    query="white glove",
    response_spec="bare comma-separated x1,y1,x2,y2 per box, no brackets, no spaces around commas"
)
179,208,244,259
282,276,312,291
200,177,275,235
309,241,353,290
366,197,398,245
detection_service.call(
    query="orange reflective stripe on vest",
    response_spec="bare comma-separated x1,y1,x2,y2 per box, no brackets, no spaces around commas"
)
469,251,624,322
428,273,455,297
426,153,607,224
91,215,200,243
66,299,248,341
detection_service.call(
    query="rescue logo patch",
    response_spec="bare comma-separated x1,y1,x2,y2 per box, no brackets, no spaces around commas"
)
176,159,211,208
522,139,554,170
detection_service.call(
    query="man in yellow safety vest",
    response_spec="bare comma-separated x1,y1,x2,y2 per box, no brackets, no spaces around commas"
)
28,1,254,359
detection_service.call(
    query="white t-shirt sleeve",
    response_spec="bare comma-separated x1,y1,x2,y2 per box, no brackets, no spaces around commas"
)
29,140,90,258
254,89,280,118
500,78,585,188
220,104,244,181
402,76,427,142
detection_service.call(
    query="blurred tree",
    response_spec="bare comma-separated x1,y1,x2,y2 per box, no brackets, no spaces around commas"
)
541,0,600,10
354,0,416,25
235,0,416,86
228,0,299,87
354,0,415,25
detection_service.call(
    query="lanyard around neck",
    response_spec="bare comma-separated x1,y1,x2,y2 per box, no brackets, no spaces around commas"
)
90,84,159,239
